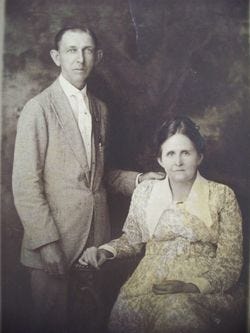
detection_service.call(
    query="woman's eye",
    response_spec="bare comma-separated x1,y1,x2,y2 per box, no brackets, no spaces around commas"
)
182,151,190,156
167,151,175,157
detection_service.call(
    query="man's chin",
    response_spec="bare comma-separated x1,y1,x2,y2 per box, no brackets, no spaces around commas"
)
71,75,89,88
74,71,87,78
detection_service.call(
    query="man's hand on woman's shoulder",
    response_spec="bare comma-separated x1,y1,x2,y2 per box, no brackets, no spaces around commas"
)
138,171,165,184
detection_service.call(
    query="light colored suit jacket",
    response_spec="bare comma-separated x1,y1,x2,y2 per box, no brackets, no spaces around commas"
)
12,79,138,269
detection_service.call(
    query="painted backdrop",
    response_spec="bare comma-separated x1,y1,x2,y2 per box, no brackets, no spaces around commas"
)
2,0,249,332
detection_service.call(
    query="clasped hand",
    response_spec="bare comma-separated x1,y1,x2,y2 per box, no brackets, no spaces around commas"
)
78,246,111,269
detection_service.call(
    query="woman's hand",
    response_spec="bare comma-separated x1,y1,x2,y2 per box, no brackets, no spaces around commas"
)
152,280,200,294
78,246,111,269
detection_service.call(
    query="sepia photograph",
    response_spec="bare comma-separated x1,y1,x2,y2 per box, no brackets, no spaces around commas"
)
1,1,249,332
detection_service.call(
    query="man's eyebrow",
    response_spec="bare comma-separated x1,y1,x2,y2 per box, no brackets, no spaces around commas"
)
66,45,95,49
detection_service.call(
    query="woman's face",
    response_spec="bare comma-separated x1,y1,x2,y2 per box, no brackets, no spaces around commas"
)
158,133,203,184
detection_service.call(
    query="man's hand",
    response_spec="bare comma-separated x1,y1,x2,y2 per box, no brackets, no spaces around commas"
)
40,242,66,277
78,246,112,269
152,280,200,294
138,172,165,184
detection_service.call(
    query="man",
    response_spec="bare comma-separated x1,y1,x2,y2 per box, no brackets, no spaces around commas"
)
12,26,163,332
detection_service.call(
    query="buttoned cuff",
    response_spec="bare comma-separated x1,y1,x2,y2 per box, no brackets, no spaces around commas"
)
98,244,117,259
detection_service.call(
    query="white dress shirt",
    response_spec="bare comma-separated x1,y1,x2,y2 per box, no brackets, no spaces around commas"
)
59,74,92,168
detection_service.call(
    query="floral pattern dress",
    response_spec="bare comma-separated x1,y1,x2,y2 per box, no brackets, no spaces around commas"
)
104,176,243,333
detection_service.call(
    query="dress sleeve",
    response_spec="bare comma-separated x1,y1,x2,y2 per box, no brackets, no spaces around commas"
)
193,185,243,294
103,182,151,258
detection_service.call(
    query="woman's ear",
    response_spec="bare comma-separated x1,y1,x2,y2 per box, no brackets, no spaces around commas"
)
157,157,164,169
50,49,61,67
198,153,204,166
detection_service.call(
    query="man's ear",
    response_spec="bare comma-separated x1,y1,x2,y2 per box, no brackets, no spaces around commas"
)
50,49,61,67
95,49,103,65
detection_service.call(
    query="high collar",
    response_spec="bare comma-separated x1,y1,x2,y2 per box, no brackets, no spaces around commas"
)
59,74,87,97
159,172,213,227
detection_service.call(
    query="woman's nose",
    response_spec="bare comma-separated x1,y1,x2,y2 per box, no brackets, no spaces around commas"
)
175,155,183,166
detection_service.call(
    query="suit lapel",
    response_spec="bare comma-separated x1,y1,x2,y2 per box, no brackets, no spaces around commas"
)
49,80,91,183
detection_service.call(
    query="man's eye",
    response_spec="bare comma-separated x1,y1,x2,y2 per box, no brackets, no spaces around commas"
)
167,151,175,157
85,48,94,54
67,49,77,53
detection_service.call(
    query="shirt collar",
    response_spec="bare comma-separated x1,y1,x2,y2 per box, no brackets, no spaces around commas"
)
160,172,213,227
59,74,87,98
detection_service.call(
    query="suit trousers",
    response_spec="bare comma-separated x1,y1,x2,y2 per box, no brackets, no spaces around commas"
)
30,269,69,333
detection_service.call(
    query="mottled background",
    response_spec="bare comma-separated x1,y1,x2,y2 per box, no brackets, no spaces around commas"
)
2,0,249,332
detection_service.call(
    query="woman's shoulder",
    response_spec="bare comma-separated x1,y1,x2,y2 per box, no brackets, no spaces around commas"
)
132,179,160,200
207,179,237,203
207,179,235,192
134,179,156,193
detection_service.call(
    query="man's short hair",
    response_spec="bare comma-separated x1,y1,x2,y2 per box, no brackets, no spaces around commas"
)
54,26,98,50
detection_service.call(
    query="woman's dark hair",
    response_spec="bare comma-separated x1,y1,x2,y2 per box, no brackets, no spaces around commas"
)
156,116,205,156
54,26,98,50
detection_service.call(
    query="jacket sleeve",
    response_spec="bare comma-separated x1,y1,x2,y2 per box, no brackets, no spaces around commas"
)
12,99,60,250
107,169,139,196
100,182,149,258
192,185,243,294
99,101,139,196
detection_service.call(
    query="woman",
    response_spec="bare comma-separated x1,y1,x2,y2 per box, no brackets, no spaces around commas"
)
79,116,243,333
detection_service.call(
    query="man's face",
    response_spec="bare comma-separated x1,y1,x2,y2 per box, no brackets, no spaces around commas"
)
51,30,100,89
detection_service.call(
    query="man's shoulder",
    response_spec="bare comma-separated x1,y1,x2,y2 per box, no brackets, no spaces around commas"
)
20,80,58,119
30,80,58,105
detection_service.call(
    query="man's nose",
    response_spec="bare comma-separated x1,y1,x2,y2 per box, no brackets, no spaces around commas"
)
77,50,85,63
